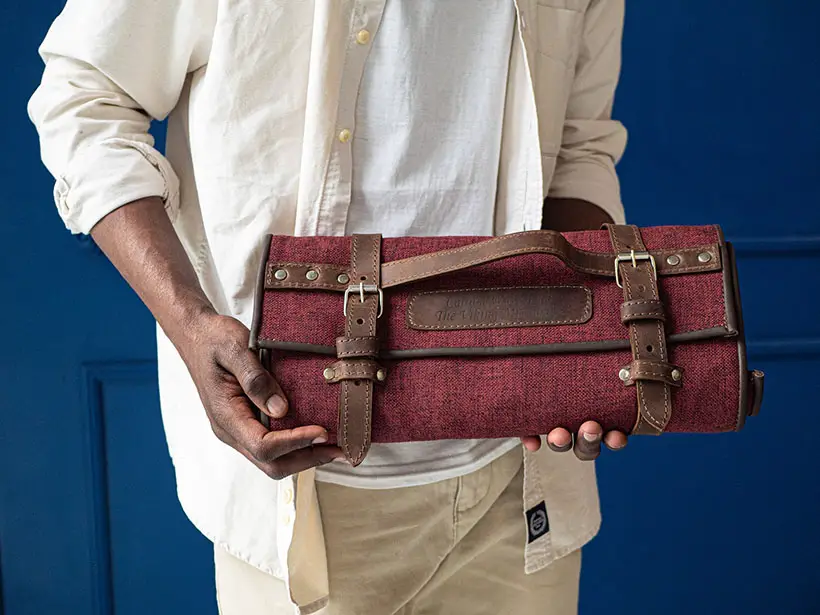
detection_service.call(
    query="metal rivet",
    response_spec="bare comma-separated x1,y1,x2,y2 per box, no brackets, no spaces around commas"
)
337,273,350,284
305,269,319,281
618,368,631,382
666,254,681,266
273,269,288,280
671,369,682,382
323,368,336,381
376,369,387,382
697,252,712,263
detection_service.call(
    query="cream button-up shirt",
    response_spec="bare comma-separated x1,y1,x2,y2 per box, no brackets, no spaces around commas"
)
29,1,627,612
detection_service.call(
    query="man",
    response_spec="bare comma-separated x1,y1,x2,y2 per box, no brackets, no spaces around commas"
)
29,0,629,612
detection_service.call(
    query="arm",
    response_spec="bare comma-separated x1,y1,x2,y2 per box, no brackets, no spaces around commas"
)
29,1,342,477
536,0,629,459
543,0,628,232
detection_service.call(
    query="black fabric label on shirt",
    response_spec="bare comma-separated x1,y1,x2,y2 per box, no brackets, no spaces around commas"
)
526,501,550,544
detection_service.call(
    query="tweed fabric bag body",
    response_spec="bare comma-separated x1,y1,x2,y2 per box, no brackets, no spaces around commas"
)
249,225,764,465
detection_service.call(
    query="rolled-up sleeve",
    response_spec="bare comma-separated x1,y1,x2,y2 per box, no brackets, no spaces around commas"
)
27,0,215,234
547,0,628,223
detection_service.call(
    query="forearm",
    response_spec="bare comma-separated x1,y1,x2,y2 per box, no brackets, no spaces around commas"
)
541,197,614,232
89,197,214,347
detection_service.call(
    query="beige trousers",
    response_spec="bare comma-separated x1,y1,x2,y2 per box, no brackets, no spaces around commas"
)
215,448,581,615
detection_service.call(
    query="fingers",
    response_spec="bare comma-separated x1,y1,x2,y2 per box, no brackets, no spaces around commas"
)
521,436,543,452
252,445,347,480
232,347,289,419
546,428,573,453
210,398,343,479
216,396,325,457
574,421,603,461
604,430,628,451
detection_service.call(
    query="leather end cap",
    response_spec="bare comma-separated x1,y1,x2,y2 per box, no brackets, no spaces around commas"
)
747,370,764,417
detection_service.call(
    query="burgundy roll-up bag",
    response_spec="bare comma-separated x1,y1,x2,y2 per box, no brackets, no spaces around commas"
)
249,224,764,466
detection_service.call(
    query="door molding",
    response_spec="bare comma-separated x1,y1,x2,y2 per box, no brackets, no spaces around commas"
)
81,361,158,615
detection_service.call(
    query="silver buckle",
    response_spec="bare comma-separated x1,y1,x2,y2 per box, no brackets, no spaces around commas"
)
614,250,657,289
343,283,384,318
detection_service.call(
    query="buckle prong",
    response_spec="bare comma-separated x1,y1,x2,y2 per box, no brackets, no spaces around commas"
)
614,251,657,289
343,283,384,318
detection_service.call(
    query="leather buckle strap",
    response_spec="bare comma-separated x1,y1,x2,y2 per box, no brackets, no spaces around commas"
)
606,224,675,436
335,234,383,466
614,250,656,289
343,283,384,318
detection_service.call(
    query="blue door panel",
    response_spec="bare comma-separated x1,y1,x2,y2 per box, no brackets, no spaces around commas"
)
584,357,820,615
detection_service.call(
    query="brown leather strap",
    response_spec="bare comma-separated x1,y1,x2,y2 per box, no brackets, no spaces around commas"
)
379,231,720,288
336,336,380,358
607,224,674,436
622,359,683,388
265,263,350,290
620,299,666,324
337,234,382,466
265,235,721,292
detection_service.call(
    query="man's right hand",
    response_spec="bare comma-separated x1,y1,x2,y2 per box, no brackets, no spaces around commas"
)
175,311,346,479
88,196,345,481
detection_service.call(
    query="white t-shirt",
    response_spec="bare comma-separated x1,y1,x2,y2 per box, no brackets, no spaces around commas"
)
316,0,520,488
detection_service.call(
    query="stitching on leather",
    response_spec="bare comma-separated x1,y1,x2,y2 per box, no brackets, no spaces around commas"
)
341,382,351,460
363,382,372,463
349,383,370,466
269,262,346,269
267,282,344,290
629,225,669,431
332,371,377,379
371,237,378,282
623,311,664,319
613,226,660,433
631,368,675,378
407,286,592,329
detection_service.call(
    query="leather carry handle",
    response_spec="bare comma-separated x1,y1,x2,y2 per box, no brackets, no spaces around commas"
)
379,230,718,289
264,230,722,292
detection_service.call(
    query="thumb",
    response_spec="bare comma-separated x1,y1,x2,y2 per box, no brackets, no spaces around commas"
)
233,349,289,419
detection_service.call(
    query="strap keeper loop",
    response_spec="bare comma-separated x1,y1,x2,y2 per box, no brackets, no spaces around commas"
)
620,299,666,325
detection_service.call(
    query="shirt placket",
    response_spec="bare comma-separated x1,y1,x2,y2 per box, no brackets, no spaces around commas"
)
315,0,387,236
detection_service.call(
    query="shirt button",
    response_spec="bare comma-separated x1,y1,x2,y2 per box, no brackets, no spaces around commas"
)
338,128,352,143
356,29,371,45
282,513,293,526
282,487,294,505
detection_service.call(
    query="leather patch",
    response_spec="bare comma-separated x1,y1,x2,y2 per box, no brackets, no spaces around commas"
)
407,286,592,330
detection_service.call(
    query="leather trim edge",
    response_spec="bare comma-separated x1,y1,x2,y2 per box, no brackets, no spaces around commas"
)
249,234,273,352
257,326,736,358
723,239,750,431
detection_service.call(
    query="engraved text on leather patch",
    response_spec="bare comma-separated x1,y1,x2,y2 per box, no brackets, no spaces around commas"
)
407,286,592,330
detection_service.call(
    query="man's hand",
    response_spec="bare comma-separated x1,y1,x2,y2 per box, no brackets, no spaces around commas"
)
521,426,628,461
175,311,346,479
90,197,344,480
526,197,631,460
